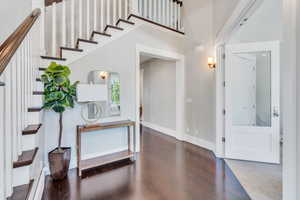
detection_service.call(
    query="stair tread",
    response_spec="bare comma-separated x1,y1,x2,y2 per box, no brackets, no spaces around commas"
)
104,25,124,32
33,91,44,95
7,180,34,200
40,56,66,61
60,47,83,52
77,38,98,44
22,124,42,135
13,148,38,168
91,31,112,38
116,19,135,26
28,107,42,112
39,67,46,71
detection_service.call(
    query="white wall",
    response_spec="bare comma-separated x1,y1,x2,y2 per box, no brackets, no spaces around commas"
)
212,0,240,37
228,0,282,43
0,0,32,43
182,0,216,143
141,59,177,130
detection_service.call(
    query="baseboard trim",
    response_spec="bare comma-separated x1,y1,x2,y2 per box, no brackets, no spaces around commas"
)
141,121,177,139
141,121,215,154
183,134,216,153
33,168,45,200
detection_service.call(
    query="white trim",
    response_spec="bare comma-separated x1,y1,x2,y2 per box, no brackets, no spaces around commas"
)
142,121,216,153
183,134,216,153
136,44,186,152
141,121,177,139
33,169,45,200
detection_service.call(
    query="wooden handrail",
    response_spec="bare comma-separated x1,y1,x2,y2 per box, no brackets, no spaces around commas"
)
0,8,41,76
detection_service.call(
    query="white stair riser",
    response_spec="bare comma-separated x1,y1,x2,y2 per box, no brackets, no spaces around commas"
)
41,60,66,67
22,135,38,151
78,42,98,51
32,96,43,107
28,112,41,124
13,166,30,186
62,51,83,61
93,35,110,43
105,28,123,36
118,22,134,30
35,82,44,92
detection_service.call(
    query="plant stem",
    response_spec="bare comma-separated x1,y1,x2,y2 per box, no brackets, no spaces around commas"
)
58,112,63,150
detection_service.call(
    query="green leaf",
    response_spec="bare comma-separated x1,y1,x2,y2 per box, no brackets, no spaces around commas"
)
52,105,65,113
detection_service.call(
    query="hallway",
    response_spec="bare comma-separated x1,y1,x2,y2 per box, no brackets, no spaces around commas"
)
42,127,250,200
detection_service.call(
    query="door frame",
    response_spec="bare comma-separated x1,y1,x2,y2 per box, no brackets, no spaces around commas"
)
135,44,185,151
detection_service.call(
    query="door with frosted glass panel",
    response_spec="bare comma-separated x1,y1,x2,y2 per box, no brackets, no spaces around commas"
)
225,41,280,163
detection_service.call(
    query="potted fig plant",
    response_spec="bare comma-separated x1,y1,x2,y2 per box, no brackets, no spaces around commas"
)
41,62,79,180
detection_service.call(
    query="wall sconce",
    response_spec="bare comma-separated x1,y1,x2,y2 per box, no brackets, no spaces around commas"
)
208,57,216,69
99,71,109,80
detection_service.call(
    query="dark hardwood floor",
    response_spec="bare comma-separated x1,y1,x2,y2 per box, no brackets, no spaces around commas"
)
42,127,250,200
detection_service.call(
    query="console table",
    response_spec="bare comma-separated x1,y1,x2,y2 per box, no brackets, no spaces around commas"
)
76,120,136,176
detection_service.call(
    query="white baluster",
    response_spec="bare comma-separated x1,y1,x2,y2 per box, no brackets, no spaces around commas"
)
52,2,57,56
79,0,83,38
87,0,90,39
24,39,29,127
0,75,5,199
94,0,98,31
175,1,178,29
62,0,66,47
170,0,173,28
166,0,169,26
178,2,181,30
157,0,161,22
149,0,152,20
143,0,147,18
118,0,122,20
162,0,165,24
168,0,173,27
107,0,111,25
100,0,104,30
71,0,75,47
10,56,18,162
3,66,13,198
124,0,128,19
113,0,117,24
16,48,22,157
153,0,157,21
139,0,142,15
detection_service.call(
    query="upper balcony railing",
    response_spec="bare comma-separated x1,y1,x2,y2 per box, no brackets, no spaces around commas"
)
44,0,184,57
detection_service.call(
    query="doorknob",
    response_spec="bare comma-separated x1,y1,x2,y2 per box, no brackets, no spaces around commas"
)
273,108,280,117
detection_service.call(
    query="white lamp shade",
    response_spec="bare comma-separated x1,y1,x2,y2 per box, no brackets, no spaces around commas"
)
77,84,108,102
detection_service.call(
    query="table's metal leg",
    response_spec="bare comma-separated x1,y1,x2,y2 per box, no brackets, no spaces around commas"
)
127,126,131,152
133,124,136,161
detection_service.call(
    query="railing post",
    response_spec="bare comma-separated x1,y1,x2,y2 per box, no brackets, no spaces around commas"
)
129,0,139,16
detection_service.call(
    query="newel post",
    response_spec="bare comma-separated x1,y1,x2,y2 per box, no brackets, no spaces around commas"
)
129,0,139,16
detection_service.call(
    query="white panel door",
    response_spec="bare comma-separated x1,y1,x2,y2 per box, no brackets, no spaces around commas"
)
225,41,280,163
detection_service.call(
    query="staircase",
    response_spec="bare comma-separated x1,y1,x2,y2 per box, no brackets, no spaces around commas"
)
0,0,184,199
0,9,45,200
